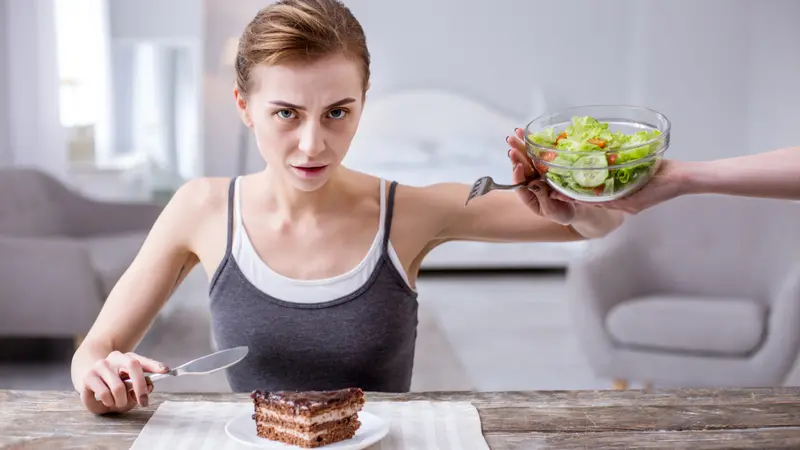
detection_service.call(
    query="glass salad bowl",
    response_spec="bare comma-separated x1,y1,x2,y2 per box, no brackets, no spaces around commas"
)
524,105,671,202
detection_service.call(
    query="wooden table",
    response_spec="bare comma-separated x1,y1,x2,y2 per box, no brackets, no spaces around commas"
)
3,388,800,449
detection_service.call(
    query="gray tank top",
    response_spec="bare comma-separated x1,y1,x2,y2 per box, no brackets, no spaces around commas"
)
208,178,419,393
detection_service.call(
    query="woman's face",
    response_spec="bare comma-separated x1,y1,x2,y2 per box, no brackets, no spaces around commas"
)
235,54,365,191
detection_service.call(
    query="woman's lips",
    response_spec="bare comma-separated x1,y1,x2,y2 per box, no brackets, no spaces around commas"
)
290,165,329,177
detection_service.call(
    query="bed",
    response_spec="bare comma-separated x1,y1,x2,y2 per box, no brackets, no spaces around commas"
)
343,88,587,269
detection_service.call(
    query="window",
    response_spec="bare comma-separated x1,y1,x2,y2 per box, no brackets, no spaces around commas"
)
53,0,199,179
54,0,112,165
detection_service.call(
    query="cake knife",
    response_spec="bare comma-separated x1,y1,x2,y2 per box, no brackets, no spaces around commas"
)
120,346,249,391
92,346,249,401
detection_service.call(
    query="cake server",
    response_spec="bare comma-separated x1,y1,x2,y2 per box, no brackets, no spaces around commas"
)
123,346,249,390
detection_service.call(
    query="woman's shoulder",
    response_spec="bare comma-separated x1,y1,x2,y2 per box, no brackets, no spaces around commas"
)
157,177,233,234
169,177,232,213
344,168,418,199
389,181,469,231
125,177,232,257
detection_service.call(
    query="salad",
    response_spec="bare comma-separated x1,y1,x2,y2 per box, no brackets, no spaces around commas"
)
527,116,663,196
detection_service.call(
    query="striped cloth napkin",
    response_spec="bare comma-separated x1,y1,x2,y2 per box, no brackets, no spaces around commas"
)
130,400,490,449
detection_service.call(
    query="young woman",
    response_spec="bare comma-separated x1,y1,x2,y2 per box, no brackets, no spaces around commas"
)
71,0,623,415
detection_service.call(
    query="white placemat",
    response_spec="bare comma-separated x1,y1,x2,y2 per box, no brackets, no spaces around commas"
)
130,400,490,450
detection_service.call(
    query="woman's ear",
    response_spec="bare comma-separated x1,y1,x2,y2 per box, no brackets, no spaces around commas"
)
362,82,370,104
233,87,254,128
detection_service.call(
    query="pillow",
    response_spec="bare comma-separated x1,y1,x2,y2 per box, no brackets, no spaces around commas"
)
344,132,511,169
343,138,433,170
432,134,509,165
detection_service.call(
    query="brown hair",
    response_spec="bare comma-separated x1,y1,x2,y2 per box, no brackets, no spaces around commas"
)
235,0,370,97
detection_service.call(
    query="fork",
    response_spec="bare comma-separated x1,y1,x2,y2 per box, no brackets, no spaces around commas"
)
464,176,530,206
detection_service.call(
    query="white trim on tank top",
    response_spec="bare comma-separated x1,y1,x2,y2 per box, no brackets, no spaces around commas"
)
231,176,415,303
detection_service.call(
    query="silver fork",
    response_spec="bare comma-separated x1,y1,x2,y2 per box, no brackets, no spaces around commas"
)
464,176,529,206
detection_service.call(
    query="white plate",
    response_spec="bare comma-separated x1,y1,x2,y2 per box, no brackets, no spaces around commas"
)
225,410,389,449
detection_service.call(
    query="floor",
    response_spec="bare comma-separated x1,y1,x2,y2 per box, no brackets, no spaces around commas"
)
4,269,800,394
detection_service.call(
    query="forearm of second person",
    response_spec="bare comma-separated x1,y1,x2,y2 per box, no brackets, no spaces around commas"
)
681,146,800,200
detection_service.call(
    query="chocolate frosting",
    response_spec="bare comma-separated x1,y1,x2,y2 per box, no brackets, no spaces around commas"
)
251,387,363,411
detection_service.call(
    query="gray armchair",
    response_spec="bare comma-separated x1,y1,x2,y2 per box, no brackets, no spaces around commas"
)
0,167,163,339
566,195,800,388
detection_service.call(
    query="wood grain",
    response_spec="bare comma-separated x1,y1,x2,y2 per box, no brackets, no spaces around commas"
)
3,388,800,449
484,428,800,450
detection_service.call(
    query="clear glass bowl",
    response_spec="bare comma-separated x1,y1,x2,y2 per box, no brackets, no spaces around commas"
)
524,105,671,202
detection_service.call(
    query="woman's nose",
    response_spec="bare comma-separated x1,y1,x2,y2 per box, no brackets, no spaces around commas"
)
297,122,325,157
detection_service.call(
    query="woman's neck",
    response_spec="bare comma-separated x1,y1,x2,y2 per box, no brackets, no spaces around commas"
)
259,166,350,221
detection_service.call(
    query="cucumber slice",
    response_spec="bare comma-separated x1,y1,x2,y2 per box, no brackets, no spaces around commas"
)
571,154,609,188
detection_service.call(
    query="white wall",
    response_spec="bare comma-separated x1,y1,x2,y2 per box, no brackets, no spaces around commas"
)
744,0,800,156
0,0,10,165
201,0,264,177
3,0,68,178
107,0,202,42
201,0,800,177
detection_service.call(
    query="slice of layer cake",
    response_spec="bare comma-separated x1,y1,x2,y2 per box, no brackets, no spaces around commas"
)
251,387,365,448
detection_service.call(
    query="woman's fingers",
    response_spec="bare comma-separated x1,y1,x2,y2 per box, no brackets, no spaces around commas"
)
508,148,528,169
526,180,552,213
507,130,534,176
108,352,148,407
530,180,577,225
79,351,167,415
81,369,114,411
512,162,540,213
111,351,168,407
549,190,579,204
94,359,129,409
129,353,170,374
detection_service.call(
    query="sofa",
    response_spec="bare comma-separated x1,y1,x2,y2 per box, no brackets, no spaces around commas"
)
566,194,800,388
0,167,163,340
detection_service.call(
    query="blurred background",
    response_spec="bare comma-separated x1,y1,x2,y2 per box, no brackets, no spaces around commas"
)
1,0,799,394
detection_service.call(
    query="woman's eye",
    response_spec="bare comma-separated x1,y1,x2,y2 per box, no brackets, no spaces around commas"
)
276,109,296,119
327,108,347,119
